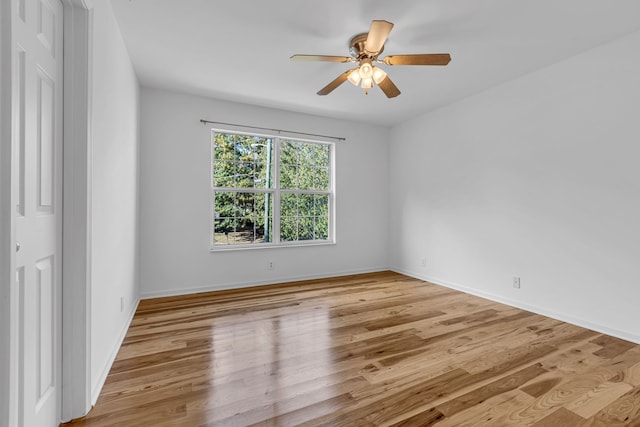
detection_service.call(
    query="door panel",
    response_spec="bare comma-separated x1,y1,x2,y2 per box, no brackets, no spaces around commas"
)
37,70,55,212
15,50,26,217
13,0,63,425
35,255,54,403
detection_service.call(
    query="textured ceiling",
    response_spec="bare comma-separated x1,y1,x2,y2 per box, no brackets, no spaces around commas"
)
110,0,640,126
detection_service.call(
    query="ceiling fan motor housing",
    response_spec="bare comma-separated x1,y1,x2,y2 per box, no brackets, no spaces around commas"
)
349,33,384,59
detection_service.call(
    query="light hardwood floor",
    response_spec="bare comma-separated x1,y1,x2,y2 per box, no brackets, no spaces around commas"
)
64,271,640,426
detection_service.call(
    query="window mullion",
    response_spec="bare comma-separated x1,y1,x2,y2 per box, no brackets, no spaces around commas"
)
272,137,281,244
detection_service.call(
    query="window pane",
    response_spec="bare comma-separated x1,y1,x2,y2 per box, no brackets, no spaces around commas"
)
280,217,298,242
232,162,252,188
279,164,296,189
298,194,314,216
245,138,272,164
237,135,262,160
235,220,256,244
299,143,314,166
254,214,274,243
253,163,265,187
214,192,234,219
281,193,297,217
213,159,234,188
254,193,274,243
298,216,314,241
314,167,329,191
234,192,252,218
280,140,298,165
254,161,274,189
214,218,236,244
213,134,236,160
313,195,329,216
298,165,313,190
312,144,330,167
315,215,329,240
314,195,329,241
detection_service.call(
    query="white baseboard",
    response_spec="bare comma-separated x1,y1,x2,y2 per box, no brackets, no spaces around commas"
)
140,267,389,300
392,267,640,345
90,297,141,404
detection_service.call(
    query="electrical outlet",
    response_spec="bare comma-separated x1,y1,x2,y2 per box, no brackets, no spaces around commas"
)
420,258,427,267
513,277,521,289
268,261,274,270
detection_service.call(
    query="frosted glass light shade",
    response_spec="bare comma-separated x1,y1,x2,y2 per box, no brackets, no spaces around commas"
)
347,69,361,86
361,77,373,89
359,62,373,79
372,66,387,84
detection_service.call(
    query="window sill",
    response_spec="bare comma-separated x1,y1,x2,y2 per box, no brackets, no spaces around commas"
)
209,240,335,252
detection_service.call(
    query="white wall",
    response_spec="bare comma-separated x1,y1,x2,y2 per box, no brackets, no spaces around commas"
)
390,30,640,343
90,1,140,400
139,88,389,297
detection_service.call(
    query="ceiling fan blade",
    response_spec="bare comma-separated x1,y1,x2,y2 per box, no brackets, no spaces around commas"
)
377,75,401,98
290,54,353,63
317,69,353,96
364,20,394,54
383,53,451,66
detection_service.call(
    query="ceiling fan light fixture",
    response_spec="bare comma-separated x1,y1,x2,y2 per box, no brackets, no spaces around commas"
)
347,69,361,86
372,66,387,84
361,77,373,89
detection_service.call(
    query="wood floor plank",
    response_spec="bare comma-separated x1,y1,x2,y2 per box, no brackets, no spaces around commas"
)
581,386,640,426
564,381,633,419
62,271,640,426
625,361,640,386
591,335,637,359
386,407,446,427
432,389,536,427
436,363,548,417
531,407,587,427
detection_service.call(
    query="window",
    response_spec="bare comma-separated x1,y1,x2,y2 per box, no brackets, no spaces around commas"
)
211,130,334,249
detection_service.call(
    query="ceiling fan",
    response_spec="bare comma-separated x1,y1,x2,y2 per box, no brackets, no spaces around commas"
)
291,20,451,98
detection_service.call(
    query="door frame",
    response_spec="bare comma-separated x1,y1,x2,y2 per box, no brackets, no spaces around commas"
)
0,0,95,425
60,0,94,422
0,0,15,425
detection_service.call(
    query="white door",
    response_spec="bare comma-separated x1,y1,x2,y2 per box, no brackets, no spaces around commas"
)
13,0,63,426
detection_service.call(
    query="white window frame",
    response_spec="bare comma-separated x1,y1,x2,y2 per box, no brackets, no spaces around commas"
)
210,128,336,250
